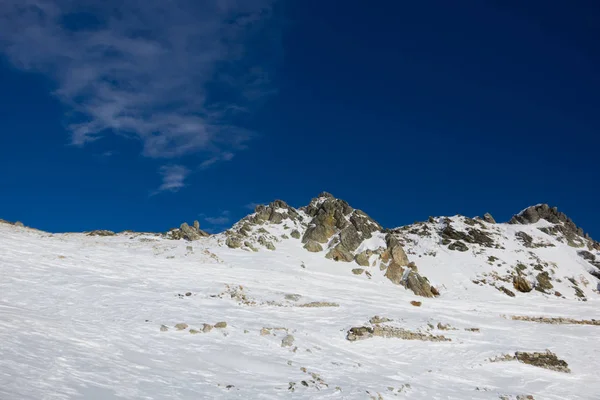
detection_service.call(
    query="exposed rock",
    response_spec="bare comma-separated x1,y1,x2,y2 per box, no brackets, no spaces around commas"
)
403,271,435,298
384,262,404,285
352,268,364,275
513,276,532,293
258,236,276,250
483,213,496,224
173,222,210,241
303,224,336,244
369,316,392,324
448,241,469,252
410,301,422,307
298,302,339,308
290,230,301,239
244,241,258,252
303,240,323,252
515,231,534,247
339,225,361,252
510,315,600,326
535,272,553,292
214,322,227,329
226,236,243,249
281,335,295,347
175,323,188,331
14,221,25,227
87,230,116,237
284,294,301,301
189,329,201,334
354,251,371,266
515,350,570,373
202,324,214,333
347,325,450,342
385,234,409,265
498,286,516,297
325,245,354,262
160,325,169,332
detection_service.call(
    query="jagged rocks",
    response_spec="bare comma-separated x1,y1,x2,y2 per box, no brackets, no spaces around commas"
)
325,245,353,262
448,241,469,252
483,213,496,224
403,271,435,298
170,222,210,241
515,351,570,373
303,224,336,244
258,236,276,250
339,225,361,252
515,231,534,247
226,236,243,249
513,276,532,293
385,234,409,266
250,200,301,225
303,240,323,252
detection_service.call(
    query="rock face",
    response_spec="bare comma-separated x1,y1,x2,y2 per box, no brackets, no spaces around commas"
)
303,240,323,252
483,213,496,224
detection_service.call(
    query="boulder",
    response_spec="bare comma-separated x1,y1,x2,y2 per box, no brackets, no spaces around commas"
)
384,262,404,285
354,251,370,267
513,276,533,293
258,236,276,250
403,271,435,297
290,229,301,239
226,236,243,249
448,241,469,252
303,240,323,252
325,245,354,262
281,335,295,347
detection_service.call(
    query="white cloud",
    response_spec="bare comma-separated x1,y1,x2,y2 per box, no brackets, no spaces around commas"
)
0,0,278,162
154,165,190,194
204,210,230,225
244,202,263,210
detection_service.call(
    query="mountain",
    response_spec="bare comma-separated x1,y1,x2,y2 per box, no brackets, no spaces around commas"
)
1,193,599,399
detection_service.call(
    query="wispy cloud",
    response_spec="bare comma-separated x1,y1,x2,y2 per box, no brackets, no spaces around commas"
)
203,210,230,226
0,0,278,164
154,165,190,194
244,202,264,210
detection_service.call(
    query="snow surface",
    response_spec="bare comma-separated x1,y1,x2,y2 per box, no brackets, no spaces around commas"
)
1,220,600,400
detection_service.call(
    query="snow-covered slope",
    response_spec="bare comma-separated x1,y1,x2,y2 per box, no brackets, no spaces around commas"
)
1,196,599,399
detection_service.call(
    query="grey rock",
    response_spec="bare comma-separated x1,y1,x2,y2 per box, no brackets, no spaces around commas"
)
226,236,243,249
290,229,301,239
339,225,362,251
403,271,435,297
214,322,227,328
202,324,214,333
14,221,25,227
175,323,188,331
354,251,370,266
258,236,276,250
352,268,364,275
325,245,354,262
448,241,469,252
281,334,295,347
303,240,323,252
302,224,336,244
483,213,496,224
513,276,533,293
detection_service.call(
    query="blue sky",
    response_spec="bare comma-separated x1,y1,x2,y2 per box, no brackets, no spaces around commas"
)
1,1,599,237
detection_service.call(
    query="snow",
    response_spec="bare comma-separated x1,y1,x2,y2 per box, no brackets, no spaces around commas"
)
1,220,600,399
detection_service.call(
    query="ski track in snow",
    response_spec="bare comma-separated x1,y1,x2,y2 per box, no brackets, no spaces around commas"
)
1,222,600,400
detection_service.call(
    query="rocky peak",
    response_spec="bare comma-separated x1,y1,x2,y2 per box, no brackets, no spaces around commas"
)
168,221,210,241
509,204,595,248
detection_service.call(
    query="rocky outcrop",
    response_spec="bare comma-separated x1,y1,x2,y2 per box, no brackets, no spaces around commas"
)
403,271,436,298
248,200,302,225
513,276,532,293
483,213,496,224
169,221,210,241
325,246,353,262
515,351,570,373
509,204,594,248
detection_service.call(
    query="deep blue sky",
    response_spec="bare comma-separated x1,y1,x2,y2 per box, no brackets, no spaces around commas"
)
1,1,599,237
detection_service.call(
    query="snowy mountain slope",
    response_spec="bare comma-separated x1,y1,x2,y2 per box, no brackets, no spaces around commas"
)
1,196,600,400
